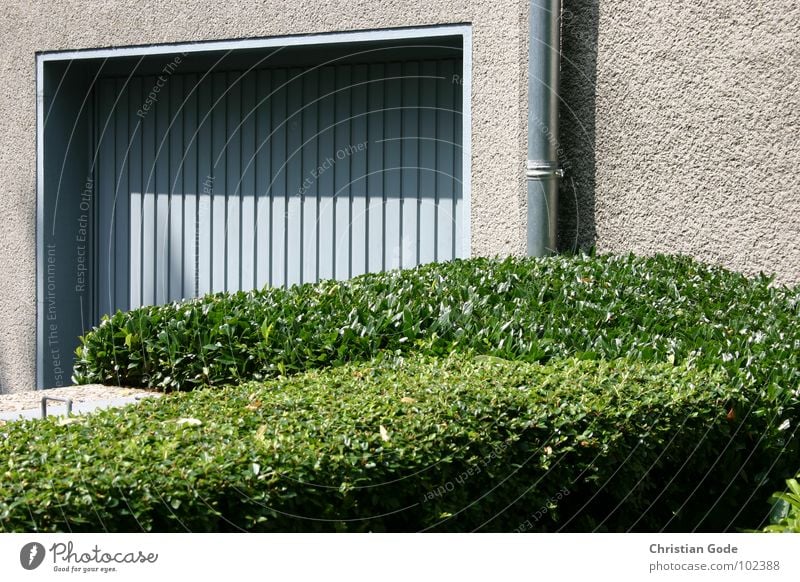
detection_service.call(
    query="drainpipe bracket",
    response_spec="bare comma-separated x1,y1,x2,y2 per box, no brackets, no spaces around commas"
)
526,161,564,180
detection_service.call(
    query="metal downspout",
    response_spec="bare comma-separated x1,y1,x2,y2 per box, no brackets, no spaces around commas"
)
527,0,563,256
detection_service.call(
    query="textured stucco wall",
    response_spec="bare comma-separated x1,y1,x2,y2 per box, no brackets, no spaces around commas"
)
0,0,529,392
1,0,798,393
559,0,800,285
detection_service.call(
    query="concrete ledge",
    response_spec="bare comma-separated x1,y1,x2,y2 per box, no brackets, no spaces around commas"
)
0,393,161,422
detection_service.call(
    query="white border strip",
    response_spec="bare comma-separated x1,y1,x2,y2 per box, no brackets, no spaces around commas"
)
3,533,799,580
36,56,45,390
461,27,473,257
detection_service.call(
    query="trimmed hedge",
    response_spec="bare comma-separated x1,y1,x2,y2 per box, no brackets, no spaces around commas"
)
763,476,800,533
73,254,800,403
1,354,788,532
65,254,800,531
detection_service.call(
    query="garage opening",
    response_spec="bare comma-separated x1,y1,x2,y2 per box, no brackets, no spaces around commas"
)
37,26,471,388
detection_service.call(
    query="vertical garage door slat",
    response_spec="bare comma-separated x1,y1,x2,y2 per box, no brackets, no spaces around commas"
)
241,72,257,291
226,71,242,293
383,62,402,272
197,77,212,297
155,78,169,306
317,66,335,281
255,69,271,289
286,68,303,286
419,61,437,266
114,78,130,313
211,72,226,294
141,76,156,307
350,64,368,278
128,77,143,309
334,64,351,280
182,73,198,299
168,75,184,303
453,64,464,258
366,63,384,274
301,68,319,285
97,79,115,318
437,59,455,262
96,57,463,316
270,68,287,289
401,61,420,270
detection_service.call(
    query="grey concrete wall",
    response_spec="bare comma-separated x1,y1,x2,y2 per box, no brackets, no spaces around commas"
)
559,0,800,285
1,0,797,392
0,0,529,392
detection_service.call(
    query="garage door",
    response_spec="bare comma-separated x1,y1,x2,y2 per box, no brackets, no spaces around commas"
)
94,58,464,317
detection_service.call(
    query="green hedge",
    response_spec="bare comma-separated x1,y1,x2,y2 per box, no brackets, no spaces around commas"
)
2,354,790,532
763,476,800,532
73,254,800,401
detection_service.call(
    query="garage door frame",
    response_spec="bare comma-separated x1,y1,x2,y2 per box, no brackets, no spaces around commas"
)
35,24,472,389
